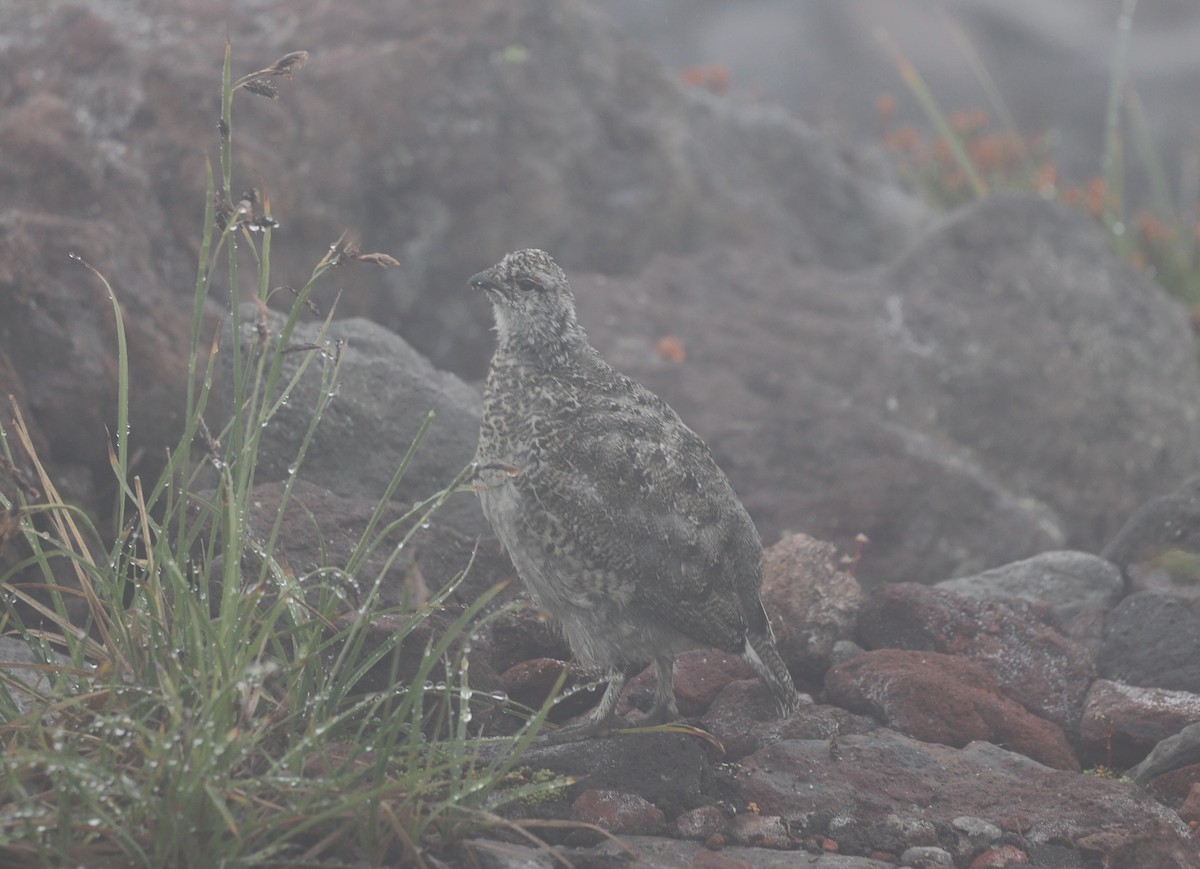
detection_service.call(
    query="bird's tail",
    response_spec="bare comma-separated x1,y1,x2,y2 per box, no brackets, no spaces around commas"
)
743,630,802,716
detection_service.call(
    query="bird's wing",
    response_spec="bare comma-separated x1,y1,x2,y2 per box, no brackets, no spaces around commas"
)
518,372,761,652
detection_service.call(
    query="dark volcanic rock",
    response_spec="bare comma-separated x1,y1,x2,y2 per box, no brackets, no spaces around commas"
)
1103,476,1200,598
701,680,877,762
738,731,1195,866
236,479,487,608
573,196,1200,584
0,0,922,528
1098,591,1200,692
571,836,896,868
935,550,1124,623
825,649,1079,770
857,583,1095,732
1130,722,1200,785
515,732,711,817
218,306,487,538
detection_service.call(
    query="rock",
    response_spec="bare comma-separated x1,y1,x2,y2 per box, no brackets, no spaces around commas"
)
737,731,1195,866
2,0,900,522
759,533,863,682
1103,476,1200,598
574,197,1200,584
498,658,600,723
1098,591,1200,692
2,0,925,379
571,788,665,834
513,732,709,817
690,851,751,869
574,251,1061,589
218,306,488,538
700,679,877,761
675,805,731,840
235,479,481,608
857,583,1094,731
1130,722,1200,784
830,640,864,667
899,846,954,867
825,649,1079,770
487,607,572,675
459,838,557,869
729,813,792,849
935,551,1124,623
0,637,72,716
1078,679,1200,770
1142,763,1200,807
1179,784,1200,824
951,816,1003,851
621,649,753,718
8,0,1200,605
578,836,897,867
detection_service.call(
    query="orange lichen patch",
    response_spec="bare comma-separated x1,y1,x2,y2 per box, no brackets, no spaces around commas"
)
653,335,686,364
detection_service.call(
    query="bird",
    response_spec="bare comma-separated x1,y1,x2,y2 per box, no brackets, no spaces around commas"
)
470,249,800,740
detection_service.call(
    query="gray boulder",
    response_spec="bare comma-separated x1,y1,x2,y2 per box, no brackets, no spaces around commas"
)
218,305,487,537
935,551,1124,622
1099,591,1200,692
573,195,1200,583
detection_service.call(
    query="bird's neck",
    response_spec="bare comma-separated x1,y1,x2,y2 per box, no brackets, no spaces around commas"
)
493,318,593,373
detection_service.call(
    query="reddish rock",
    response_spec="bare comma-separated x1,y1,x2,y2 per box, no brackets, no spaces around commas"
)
499,658,599,723
620,649,752,718
691,850,751,869
675,805,730,840
488,606,572,674
759,533,863,681
1145,763,1200,804
969,846,1028,868
857,583,1094,731
1078,679,1200,769
1179,783,1200,824
571,788,665,834
825,649,1080,770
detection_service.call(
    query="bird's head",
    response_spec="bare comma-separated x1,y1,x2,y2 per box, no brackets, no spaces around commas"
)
470,249,588,362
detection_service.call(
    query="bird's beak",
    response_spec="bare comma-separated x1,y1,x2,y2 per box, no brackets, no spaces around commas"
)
469,272,503,295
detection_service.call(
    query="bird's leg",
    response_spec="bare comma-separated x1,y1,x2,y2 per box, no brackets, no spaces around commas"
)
539,670,629,744
637,655,679,726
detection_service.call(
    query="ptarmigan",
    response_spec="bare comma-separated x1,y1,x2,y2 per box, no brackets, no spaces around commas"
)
471,249,800,739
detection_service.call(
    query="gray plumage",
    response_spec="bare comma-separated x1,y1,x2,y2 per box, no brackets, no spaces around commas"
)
471,249,799,738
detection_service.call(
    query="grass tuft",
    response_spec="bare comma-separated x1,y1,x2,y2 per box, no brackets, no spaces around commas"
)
0,46,563,867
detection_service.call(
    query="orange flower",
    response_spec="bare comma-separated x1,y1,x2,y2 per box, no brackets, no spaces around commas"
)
653,335,686,364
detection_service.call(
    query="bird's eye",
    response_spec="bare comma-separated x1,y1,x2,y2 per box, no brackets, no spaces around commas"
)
516,278,542,293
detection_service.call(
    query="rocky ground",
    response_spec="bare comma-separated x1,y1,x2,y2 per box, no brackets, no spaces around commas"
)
3,1,1200,866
